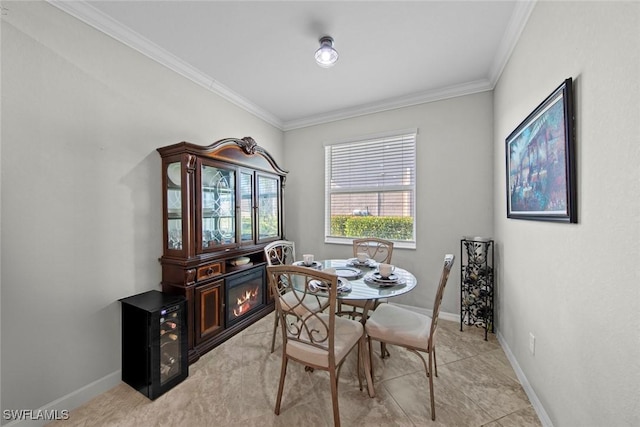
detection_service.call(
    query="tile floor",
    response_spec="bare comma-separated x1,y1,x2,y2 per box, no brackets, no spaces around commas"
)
49,313,543,426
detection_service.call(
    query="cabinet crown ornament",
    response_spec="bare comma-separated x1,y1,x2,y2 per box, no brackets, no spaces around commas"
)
239,137,258,155
157,137,288,177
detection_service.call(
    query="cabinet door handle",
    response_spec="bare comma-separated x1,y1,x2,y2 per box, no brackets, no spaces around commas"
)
207,268,214,275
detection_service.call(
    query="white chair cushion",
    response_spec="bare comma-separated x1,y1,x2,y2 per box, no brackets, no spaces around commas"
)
286,313,363,368
365,304,432,351
280,291,328,315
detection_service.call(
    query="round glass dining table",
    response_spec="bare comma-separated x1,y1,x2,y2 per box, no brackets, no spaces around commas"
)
318,259,417,301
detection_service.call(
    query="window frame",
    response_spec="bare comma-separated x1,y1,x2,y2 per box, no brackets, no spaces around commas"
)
324,129,417,250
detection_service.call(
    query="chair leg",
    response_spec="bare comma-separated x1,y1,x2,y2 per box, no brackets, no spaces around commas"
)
364,337,376,397
275,356,288,415
380,342,391,359
271,313,279,353
433,347,438,377
428,350,436,421
356,339,363,391
410,349,436,420
329,367,341,427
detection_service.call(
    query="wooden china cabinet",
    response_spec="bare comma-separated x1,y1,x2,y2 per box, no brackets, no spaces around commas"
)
157,137,287,363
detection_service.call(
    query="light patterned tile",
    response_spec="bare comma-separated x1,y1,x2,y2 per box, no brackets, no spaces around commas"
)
382,370,494,426
490,405,543,427
440,356,532,420
52,315,543,427
476,348,519,382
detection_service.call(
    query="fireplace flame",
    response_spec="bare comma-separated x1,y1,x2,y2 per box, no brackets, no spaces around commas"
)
232,286,260,317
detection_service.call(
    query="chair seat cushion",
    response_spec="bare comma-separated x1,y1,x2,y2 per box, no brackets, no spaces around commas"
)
280,291,328,314
286,313,363,368
365,304,432,351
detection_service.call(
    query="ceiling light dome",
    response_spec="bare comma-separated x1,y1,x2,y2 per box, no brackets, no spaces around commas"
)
315,36,338,68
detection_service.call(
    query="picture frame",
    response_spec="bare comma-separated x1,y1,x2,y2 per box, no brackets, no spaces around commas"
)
505,78,576,223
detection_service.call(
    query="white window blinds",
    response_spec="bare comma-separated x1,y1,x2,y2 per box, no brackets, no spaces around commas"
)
324,130,417,247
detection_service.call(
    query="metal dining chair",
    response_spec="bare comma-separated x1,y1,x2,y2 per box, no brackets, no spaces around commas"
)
340,238,394,317
264,240,329,353
365,254,455,421
339,238,394,359
353,237,394,263
266,265,366,427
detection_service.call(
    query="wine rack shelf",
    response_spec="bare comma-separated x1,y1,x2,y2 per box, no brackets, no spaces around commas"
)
120,290,188,400
460,237,494,340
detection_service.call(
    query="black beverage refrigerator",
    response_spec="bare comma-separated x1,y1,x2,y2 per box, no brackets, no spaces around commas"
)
120,290,188,400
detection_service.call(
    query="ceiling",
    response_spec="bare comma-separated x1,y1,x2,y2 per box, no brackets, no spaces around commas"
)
51,1,535,131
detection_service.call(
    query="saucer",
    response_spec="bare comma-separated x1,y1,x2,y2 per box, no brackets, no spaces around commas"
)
371,272,400,283
347,258,377,268
364,274,406,287
293,261,322,269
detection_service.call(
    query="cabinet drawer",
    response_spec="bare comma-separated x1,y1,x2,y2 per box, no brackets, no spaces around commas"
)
197,262,224,282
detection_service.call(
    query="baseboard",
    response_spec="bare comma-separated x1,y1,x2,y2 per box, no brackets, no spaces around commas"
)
391,303,553,427
496,330,554,427
3,371,121,427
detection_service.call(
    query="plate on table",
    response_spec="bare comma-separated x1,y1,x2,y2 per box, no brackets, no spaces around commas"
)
293,261,322,269
309,277,352,294
364,273,406,287
333,267,362,279
347,258,377,268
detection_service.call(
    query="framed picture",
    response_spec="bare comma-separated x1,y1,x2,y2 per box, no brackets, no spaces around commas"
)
505,78,576,222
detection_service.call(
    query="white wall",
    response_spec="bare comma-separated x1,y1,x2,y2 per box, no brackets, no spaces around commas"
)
0,1,283,416
284,91,495,316
494,2,640,425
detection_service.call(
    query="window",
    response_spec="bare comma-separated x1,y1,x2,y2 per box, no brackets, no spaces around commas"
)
324,129,417,249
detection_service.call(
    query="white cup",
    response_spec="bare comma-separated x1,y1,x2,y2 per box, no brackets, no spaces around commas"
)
357,252,368,262
378,263,395,278
303,254,314,266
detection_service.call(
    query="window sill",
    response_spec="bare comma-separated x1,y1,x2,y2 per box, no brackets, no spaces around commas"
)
324,236,416,250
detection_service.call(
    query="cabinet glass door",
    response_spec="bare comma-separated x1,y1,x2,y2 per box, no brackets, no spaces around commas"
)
166,162,183,251
239,170,254,244
201,164,236,249
256,174,280,242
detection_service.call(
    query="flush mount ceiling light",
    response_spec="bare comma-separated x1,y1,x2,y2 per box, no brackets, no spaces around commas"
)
315,36,339,68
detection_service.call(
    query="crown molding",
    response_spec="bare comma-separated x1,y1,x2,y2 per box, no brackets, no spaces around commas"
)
488,0,537,86
47,0,283,130
282,79,493,131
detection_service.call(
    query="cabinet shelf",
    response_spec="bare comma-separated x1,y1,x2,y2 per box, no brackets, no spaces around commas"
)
202,186,232,192
201,212,234,218
460,238,494,340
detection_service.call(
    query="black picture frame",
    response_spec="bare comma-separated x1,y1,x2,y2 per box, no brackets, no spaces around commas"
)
505,78,576,223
